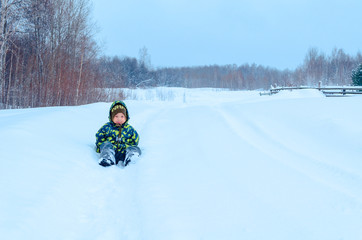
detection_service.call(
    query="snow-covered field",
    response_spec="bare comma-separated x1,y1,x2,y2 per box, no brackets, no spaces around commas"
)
1,88,362,240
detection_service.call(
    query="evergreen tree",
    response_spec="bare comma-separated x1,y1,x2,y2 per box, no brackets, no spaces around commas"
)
352,63,362,86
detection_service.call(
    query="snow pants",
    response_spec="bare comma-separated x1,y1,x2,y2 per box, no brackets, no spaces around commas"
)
99,141,141,167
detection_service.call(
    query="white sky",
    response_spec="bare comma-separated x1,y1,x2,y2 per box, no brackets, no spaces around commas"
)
91,0,362,70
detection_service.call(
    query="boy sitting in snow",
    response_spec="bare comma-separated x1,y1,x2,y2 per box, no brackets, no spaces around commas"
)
95,101,141,167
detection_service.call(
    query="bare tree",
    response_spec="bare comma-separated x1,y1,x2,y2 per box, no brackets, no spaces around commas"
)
0,0,27,107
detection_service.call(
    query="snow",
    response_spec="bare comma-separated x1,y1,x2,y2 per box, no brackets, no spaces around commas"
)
1,88,362,240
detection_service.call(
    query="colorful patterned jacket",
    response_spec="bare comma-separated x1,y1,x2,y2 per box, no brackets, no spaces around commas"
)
95,101,139,154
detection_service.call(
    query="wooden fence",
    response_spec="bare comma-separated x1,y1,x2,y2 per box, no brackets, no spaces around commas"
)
260,86,362,97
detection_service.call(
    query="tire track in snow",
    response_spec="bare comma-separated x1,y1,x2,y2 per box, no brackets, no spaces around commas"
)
132,103,254,239
215,106,362,205
105,103,170,239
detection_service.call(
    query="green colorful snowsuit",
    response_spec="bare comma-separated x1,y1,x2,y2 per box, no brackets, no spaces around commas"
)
95,101,139,155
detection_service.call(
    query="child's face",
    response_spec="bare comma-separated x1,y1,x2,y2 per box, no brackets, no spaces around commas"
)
112,112,126,126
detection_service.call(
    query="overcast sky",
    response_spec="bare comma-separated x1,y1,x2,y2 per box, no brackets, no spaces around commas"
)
91,0,362,70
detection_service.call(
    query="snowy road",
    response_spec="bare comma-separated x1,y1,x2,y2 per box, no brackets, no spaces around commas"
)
1,88,362,239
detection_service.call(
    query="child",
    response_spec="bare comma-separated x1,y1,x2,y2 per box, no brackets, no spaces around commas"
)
95,101,141,167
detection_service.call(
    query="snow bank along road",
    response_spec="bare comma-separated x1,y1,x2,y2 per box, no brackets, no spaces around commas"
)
1,88,362,240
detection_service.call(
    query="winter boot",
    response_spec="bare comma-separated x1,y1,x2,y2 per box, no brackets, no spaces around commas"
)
99,142,116,167
123,146,142,166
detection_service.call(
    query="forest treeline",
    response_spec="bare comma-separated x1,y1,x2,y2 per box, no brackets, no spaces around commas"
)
1,0,362,109
100,48,362,90
1,0,102,109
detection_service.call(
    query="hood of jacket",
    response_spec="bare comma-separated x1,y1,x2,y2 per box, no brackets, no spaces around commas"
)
108,100,130,124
